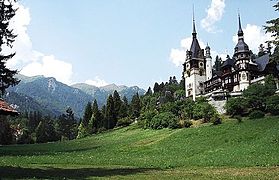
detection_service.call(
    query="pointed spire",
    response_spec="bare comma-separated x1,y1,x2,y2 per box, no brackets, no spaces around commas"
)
237,13,243,37
192,5,197,38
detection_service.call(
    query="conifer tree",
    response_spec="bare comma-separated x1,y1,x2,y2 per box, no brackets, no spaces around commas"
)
130,92,141,118
264,1,279,63
119,96,129,118
153,82,160,93
35,121,47,143
0,0,20,96
82,102,92,126
105,95,115,129
145,87,152,96
113,90,122,120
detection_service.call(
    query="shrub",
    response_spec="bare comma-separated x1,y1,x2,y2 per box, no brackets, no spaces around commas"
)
193,101,216,122
249,110,265,119
225,97,247,116
179,119,193,128
234,115,242,123
149,112,178,129
116,117,133,127
266,95,279,115
211,114,222,125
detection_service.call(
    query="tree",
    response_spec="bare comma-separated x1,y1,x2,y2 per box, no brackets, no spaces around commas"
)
113,90,122,120
0,116,13,145
130,93,141,119
153,82,160,93
35,121,47,143
105,95,115,129
82,102,92,127
57,107,77,140
264,1,279,63
225,97,247,116
145,87,152,96
119,96,129,118
213,55,222,72
0,0,20,96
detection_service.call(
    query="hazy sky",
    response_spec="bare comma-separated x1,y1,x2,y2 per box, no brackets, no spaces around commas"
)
6,0,278,89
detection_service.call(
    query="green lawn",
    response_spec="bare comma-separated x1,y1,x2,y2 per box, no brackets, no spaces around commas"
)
1,116,279,179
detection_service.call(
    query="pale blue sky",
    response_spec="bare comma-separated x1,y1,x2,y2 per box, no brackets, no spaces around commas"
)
10,0,278,89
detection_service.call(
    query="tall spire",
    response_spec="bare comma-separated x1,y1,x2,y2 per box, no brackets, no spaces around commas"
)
237,13,243,37
192,5,197,38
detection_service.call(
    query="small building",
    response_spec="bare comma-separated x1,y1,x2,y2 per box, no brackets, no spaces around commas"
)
0,98,19,116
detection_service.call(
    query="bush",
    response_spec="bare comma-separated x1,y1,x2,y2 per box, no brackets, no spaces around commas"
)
249,110,265,119
116,117,133,127
211,114,222,125
193,101,216,122
266,95,279,115
225,97,247,116
179,119,193,128
139,110,158,129
149,112,178,129
234,115,242,123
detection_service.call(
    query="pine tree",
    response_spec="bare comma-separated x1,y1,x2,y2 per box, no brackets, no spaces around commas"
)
119,96,129,118
90,99,102,132
82,102,92,126
130,93,141,119
145,87,152,96
105,95,115,129
0,0,20,96
264,1,279,63
35,121,47,143
153,82,160,93
113,90,122,120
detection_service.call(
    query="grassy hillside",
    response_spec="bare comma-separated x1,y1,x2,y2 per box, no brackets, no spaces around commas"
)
0,116,279,179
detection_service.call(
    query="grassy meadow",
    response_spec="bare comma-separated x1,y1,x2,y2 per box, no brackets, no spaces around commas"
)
0,116,279,179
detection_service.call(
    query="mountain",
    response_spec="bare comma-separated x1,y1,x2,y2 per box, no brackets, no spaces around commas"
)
6,75,93,118
72,83,146,106
6,75,145,118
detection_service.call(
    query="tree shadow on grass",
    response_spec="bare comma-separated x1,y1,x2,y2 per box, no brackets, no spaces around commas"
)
0,146,100,156
0,166,159,179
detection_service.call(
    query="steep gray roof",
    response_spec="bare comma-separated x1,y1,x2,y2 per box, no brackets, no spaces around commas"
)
221,56,235,68
254,54,269,72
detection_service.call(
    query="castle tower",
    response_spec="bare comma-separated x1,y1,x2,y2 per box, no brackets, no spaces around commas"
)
205,44,212,81
183,15,206,101
233,14,251,91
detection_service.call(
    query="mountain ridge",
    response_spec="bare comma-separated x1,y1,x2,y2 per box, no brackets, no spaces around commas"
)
5,75,145,118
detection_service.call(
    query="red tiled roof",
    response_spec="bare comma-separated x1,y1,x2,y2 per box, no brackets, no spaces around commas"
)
0,99,19,116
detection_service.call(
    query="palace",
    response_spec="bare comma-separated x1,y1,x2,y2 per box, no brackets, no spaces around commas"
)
182,15,279,101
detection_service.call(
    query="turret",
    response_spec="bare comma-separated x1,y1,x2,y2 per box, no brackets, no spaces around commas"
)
205,44,212,81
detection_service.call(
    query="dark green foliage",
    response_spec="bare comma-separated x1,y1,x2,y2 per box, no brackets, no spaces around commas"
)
145,87,152,96
119,96,129,118
192,100,216,122
35,119,58,143
234,115,243,123
82,102,92,126
130,93,141,119
56,107,77,140
105,95,115,129
181,99,195,120
149,112,178,129
0,0,20,96
213,55,222,72
243,84,268,111
225,97,247,116
139,110,158,128
249,110,265,119
17,128,33,144
160,102,180,116
0,116,13,145
264,1,279,63
113,90,122,120
153,82,160,93
266,95,279,115
211,114,222,125
116,117,133,127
